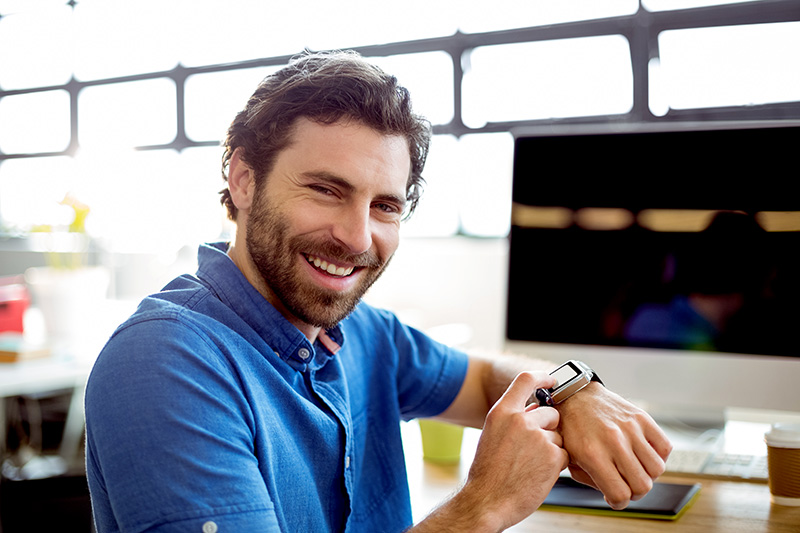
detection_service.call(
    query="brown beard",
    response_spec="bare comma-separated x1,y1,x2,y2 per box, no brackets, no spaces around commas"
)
245,191,392,329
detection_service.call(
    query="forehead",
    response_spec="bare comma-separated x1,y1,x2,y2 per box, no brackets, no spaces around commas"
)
281,117,411,194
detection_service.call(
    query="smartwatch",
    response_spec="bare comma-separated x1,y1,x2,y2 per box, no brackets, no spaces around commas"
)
535,360,603,407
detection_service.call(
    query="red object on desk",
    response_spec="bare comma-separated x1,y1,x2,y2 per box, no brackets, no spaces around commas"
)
0,276,29,333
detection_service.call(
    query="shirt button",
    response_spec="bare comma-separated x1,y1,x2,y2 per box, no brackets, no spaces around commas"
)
345,456,351,469
298,348,311,360
202,521,218,533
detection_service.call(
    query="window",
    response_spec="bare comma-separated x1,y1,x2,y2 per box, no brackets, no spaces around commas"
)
463,36,633,127
78,79,177,150
656,22,800,110
0,90,71,153
184,67,279,143
1,0,798,250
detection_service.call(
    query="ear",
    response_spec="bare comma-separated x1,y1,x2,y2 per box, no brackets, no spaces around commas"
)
228,147,256,213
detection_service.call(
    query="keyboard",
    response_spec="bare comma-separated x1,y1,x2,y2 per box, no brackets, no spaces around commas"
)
665,448,768,482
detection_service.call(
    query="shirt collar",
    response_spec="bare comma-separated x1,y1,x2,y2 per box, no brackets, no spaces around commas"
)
195,242,345,370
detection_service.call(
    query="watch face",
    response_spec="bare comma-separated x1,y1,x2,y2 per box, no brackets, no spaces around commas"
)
551,363,580,390
549,361,593,404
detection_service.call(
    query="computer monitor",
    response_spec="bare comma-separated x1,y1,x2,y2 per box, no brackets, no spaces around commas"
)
504,121,800,424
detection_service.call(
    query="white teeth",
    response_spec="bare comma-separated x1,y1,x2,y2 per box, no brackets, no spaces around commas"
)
306,255,355,277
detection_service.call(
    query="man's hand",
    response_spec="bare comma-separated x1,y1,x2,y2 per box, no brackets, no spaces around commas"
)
424,372,568,532
556,382,672,509
433,353,672,520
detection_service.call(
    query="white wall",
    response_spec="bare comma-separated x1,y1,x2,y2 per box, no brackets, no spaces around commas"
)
364,236,509,352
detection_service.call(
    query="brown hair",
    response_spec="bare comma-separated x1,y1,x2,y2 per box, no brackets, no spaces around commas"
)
220,50,431,221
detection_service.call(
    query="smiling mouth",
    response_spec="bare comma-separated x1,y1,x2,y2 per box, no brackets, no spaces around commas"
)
304,254,357,277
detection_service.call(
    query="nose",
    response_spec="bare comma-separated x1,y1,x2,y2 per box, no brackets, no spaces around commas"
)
331,205,372,255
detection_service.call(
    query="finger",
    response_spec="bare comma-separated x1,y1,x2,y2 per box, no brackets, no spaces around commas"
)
528,406,561,431
498,372,554,410
629,419,671,480
580,459,633,510
558,447,570,471
567,465,598,489
548,428,564,448
633,436,668,480
615,452,654,502
591,427,654,497
647,425,674,462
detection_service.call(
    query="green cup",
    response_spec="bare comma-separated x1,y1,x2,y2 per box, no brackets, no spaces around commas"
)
418,419,464,465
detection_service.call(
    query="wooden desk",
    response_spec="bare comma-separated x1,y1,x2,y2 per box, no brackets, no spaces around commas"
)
402,423,800,533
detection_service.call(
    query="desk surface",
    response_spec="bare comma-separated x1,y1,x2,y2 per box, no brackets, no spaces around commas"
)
403,422,800,533
0,356,92,397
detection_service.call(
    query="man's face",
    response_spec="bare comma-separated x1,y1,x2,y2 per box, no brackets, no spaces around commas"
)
245,118,410,330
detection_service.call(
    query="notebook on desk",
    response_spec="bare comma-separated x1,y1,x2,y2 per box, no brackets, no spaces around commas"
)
541,477,701,520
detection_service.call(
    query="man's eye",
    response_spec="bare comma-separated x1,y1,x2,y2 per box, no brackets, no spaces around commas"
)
375,203,399,214
310,185,334,195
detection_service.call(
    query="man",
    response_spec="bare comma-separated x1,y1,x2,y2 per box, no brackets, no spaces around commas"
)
84,50,671,532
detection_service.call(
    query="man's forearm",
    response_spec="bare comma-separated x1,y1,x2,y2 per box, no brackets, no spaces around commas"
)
479,352,557,409
406,483,503,533
436,351,556,428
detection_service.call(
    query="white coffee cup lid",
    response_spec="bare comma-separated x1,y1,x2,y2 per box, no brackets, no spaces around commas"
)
765,423,800,449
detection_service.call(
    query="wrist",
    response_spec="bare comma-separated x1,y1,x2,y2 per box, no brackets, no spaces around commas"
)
554,380,605,415
536,360,602,407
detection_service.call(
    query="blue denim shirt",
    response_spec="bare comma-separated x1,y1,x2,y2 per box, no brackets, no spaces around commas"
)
85,242,469,532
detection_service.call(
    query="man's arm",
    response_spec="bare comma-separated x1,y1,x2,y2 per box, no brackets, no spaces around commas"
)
435,352,673,510
410,372,569,532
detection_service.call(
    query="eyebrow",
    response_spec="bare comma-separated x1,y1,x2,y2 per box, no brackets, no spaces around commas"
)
302,170,408,209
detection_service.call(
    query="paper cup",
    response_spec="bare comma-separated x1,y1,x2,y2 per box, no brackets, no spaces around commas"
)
418,419,464,465
765,423,800,506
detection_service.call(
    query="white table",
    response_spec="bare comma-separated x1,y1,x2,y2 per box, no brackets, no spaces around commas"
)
0,357,94,463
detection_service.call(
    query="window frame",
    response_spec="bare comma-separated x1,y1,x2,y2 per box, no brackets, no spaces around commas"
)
1,1,798,220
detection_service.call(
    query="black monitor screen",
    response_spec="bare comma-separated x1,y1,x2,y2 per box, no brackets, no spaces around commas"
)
506,124,800,358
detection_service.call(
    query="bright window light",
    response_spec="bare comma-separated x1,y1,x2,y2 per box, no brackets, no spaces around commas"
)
72,0,179,81
0,156,75,233
658,22,800,110
78,78,176,150
70,149,219,253
367,52,455,126
185,67,280,143
298,0,458,51
462,35,633,127
648,57,669,117
457,0,638,33
176,1,307,67
175,146,232,245
177,0,457,68
0,90,71,154
457,133,514,237
0,5,72,89
401,133,514,237
402,135,462,238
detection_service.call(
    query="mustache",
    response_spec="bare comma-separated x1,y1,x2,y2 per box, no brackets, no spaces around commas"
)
298,238,384,269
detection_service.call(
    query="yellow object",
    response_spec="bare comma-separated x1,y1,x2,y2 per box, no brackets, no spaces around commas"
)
418,419,464,465
61,193,91,234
